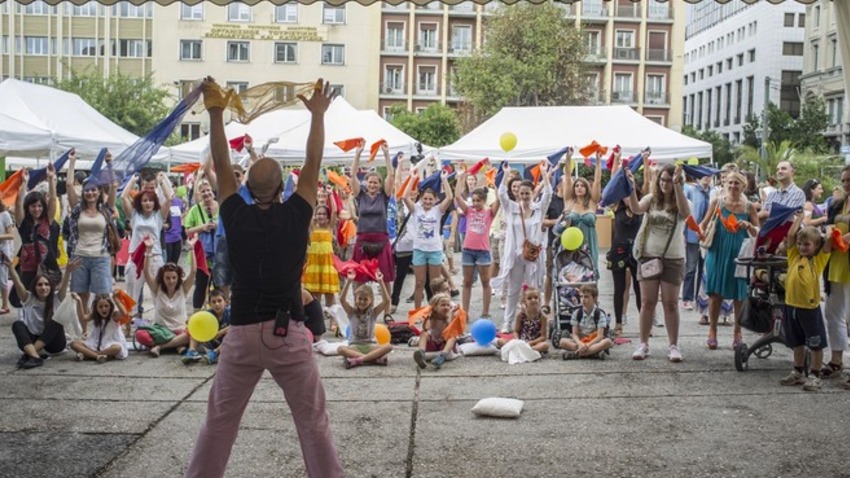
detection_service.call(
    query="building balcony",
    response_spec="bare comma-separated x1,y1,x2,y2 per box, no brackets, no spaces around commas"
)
381,83,405,96
381,2,408,13
611,90,634,103
381,40,407,55
585,48,606,63
613,47,640,61
581,5,608,21
415,3,443,14
415,88,439,97
614,3,641,19
644,91,670,106
448,43,473,56
648,6,674,20
449,2,477,16
646,49,672,63
586,89,607,105
414,42,441,55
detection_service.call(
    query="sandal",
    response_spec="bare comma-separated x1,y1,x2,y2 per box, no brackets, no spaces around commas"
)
614,324,623,338
699,316,709,326
732,335,743,350
706,338,718,350
821,362,843,379
720,316,733,327
0,307,10,315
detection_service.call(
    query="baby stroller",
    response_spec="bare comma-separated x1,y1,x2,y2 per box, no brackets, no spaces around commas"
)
549,240,599,348
733,255,799,371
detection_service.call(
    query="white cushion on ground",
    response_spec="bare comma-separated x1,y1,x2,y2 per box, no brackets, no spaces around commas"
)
312,340,347,356
459,342,499,356
471,397,525,418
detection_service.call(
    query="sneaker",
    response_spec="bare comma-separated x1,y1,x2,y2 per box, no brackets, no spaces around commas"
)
562,351,579,361
450,289,460,298
405,295,414,304
96,355,108,364
375,356,388,366
653,315,664,328
16,354,27,369
683,301,694,310
668,345,683,363
596,351,606,361
343,357,354,369
203,350,219,365
75,353,85,362
408,336,420,347
413,350,427,369
181,350,202,365
21,356,44,369
843,378,850,390
802,376,822,391
622,314,628,326
632,343,650,360
432,352,446,370
779,370,806,386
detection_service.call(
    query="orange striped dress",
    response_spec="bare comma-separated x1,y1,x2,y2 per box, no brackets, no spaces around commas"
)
303,228,340,294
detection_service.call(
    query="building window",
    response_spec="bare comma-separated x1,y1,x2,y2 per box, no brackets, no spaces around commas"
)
708,66,713,77
832,39,838,67
784,13,795,27
274,42,297,63
451,25,472,52
746,76,754,119
227,41,250,62
72,38,98,57
113,2,151,18
23,0,52,15
68,2,99,16
585,30,601,55
180,3,203,20
227,3,251,22
1,36,8,55
735,79,742,124
25,37,51,56
698,69,704,80
726,58,733,70
645,74,666,104
180,40,202,61
612,73,633,102
330,85,344,97
812,43,819,70
417,66,437,94
814,6,821,27
181,123,201,141
782,41,803,56
383,106,395,121
714,86,721,127
323,5,346,24
646,116,664,126
724,83,732,126
706,89,713,127
418,24,438,51
226,82,249,94
748,49,755,62
385,22,405,51
615,30,634,48
798,13,806,28
275,4,298,23
113,39,149,58
737,54,744,66
717,61,722,74
321,44,345,65
384,65,404,93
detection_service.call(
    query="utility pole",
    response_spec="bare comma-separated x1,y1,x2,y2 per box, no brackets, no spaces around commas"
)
761,76,771,161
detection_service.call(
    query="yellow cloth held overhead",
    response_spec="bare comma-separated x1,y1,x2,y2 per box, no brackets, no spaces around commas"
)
197,81,315,124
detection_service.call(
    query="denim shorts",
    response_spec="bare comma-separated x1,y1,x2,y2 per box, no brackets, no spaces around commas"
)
71,255,113,294
214,236,233,286
412,249,443,266
462,249,492,267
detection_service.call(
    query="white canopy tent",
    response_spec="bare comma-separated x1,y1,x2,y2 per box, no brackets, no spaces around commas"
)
169,97,423,164
438,104,713,163
0,113,54,156
0,78,146,158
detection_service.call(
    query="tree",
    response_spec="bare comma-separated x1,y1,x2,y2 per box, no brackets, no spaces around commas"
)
453,2,587,126
53,67,174,137
682,125,735,166
737,139,796,179
388,103,461,148
791,96,829,153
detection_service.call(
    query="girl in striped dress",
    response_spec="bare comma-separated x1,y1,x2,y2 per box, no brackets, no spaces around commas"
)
303,204,340,307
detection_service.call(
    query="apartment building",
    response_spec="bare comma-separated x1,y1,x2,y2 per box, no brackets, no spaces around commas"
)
379,0,684,131
799,0,848,152
0,0,153,83
682,1,806,145
152,2,381,140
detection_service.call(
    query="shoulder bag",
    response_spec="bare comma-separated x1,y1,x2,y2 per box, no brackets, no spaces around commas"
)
700,198,724,255
520,205,541,262
638,217,677,280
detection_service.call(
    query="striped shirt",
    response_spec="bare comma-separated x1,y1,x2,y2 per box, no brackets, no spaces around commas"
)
763,183,805,214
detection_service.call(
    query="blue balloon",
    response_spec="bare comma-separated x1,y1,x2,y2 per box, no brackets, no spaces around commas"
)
471,319,497,345
345,325,351,341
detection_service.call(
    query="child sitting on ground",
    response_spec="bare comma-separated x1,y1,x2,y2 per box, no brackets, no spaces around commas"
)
414,293,463,370
183,288,231,365
338,270,393,368
70,291,129,363
779,212,832,391
560,284,613,360
497,286,549,353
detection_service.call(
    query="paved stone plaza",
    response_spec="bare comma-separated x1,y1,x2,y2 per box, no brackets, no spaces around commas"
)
2,251,850,477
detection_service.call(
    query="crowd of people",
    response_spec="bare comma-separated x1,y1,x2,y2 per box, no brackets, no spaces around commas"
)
5,93,850,398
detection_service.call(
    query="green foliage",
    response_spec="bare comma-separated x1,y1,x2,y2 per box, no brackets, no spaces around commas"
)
681,125,735,166
388,103,461,148
737,140,796,179
741,98,830,154
741,114,761,149
53,68,174,137
454,2,587,126
791,151,843,192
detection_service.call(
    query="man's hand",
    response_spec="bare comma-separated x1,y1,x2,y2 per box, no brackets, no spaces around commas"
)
46,163,56,180
202,77,227,111
297,79,336,116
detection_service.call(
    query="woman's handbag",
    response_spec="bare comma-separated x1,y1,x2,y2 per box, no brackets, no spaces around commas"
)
360,240,385,258
519,205,541,262
638,222,678,280
699,199,724,256
102,208,122,255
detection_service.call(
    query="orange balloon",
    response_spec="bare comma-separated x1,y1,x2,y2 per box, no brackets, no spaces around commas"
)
374,323,391,345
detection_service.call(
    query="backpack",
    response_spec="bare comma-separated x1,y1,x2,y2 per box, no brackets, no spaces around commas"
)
551,306,611,348
384,315,420,344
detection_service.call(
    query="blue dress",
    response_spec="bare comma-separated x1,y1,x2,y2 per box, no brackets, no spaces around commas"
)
704,207,748,300
566,211,599,276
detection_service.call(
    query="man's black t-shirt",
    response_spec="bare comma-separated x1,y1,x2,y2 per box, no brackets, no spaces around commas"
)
546,193,565,247
221,192,313,325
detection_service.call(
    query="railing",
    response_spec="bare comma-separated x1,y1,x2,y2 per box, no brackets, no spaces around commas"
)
381,82,405,95
382,39,407,53
415,42,440,53
586,89,606,105
450,2,475,13
611,90,634,103
646,49,672,62
449,43,472,54
416,87,438,97
382,2,407,11
644,91,670,105
615,3,640,18
613,47,640,61
582,5,608,18
648,6,673,20
585,47,606,61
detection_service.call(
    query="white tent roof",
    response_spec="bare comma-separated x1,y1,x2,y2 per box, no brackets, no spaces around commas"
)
0,78,144,157
0,113,54,156
439,105,712,163
169,97,423,164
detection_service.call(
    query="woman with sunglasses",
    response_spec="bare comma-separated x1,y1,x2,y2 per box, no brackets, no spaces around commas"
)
66,151,118,322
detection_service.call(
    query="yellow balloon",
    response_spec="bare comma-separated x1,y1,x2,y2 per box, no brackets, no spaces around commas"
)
374,323,391,345
500,132,517,153
560,227,584,251
687,157,700,165
188,311,219,342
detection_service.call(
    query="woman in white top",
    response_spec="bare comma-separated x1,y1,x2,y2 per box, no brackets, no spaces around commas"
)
121,174,173,318
625,164,691,363
135,236,197,357
402,171,454,309
492,163,554,333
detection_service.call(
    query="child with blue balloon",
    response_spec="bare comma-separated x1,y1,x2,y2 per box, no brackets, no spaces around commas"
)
497,286,550,354
337,270,393,368
413,293,462,370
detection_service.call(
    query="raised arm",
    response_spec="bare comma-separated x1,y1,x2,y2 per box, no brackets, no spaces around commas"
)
787,210,805,246
58,258,81,302
339,271,356,316
624,167,648,215
105,152,117,210
15,169,28,227
673,165,690,219
454,171,469,214
438,172,454,212
46,164,57,221
121,174,137,219
142,236,158,293
349,141,364,198
7,259,29,303
72,293,90,323
202,79,236,201
296,80,336,206
67,151,79,209
562,157,574,202
591,153,602,204
158,172,174,221
383,144,395,197
373,270,391,315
